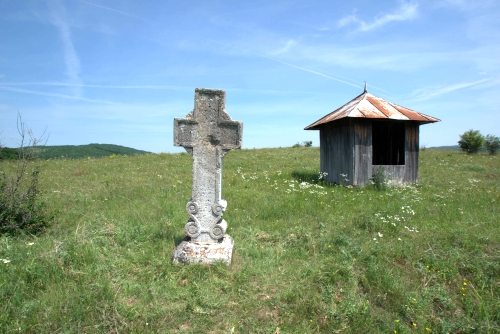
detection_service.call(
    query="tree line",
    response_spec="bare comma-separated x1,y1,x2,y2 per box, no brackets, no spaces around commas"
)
458,130,499,155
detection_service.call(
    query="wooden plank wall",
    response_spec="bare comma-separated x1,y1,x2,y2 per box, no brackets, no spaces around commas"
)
354,120,372,186
373,165,406,185
320,119,354,185
404,123,420,184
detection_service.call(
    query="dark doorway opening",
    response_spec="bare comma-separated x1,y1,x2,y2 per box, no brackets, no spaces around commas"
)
372,122,405,165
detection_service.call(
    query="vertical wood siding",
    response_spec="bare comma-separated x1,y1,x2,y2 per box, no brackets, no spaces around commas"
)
373,165,406,184
320,119,354,185
404,123,420,183
354,120,372,186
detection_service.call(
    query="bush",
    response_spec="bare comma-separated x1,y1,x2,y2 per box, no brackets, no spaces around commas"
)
484,134,500,155
458,130,484,154
371,166,388,190
292,141,313,148
0,115,52,235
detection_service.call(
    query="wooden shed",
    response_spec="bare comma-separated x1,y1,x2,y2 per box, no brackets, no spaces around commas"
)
304,88,440,186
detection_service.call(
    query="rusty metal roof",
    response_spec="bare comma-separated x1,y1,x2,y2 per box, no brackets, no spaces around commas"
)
305,91,440,130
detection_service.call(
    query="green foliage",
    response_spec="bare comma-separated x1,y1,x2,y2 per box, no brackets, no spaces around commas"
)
458,129,485,154
484,134,500,155
0,147,19,160
292,141,313,148
0,119,52,235
0,170,50,234
0,148,498,332
370,166,388,190
303,141,313,147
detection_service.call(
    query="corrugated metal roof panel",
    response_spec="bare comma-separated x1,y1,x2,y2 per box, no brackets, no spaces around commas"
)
366,95,408,120
356,98,391,118
390,103,440,122
305,91,440,130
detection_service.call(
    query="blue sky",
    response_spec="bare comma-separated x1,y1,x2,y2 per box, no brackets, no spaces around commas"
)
1,0,498,153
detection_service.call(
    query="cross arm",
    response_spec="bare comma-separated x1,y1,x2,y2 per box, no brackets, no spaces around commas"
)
217,120,243,154
173,111,197,154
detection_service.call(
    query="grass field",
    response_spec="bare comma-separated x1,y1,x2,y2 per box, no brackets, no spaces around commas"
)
0,148,498,333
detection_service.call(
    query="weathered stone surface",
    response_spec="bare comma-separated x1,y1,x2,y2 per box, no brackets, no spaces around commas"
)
172,235,234,265
172,88,242,265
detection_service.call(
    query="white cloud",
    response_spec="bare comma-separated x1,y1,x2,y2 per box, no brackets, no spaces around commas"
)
435,0,496,12
0,85,116,104
409,78,491,101
46,0,82,95
296,43,451,71
0,82,335,96
263,38,499,75
211,40,362,89
338,2,418,32
271,40,297,56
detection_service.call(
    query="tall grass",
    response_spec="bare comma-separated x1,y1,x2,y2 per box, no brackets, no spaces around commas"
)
0,148,498,333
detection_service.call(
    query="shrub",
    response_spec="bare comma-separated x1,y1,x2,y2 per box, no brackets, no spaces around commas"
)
371,166,388,190
292,141,313,148
458,130,484,154
0,115,52,235
484,134,500,155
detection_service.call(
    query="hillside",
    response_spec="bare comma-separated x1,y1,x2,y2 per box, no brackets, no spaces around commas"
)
0,143,151,160
428,145,461,151
428,145,489,152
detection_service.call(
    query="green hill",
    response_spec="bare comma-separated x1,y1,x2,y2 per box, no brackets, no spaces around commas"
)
428,145,487,152
0,144,151,160
428,145,461,151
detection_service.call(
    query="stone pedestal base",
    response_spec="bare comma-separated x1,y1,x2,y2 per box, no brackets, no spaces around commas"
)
172,234,234,265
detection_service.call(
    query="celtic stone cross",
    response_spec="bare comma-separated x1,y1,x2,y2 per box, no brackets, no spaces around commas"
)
174,88,242,244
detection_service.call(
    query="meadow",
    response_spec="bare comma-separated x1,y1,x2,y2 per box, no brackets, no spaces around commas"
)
0,147,498,333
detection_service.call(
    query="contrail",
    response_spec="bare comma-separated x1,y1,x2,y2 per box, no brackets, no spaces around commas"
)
74,0,375,93
0,86,119,104
47,0,82,97
410,78,490,102
73,1,368,92
75,0,150,22
210,40,362,89
0,82,334,96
